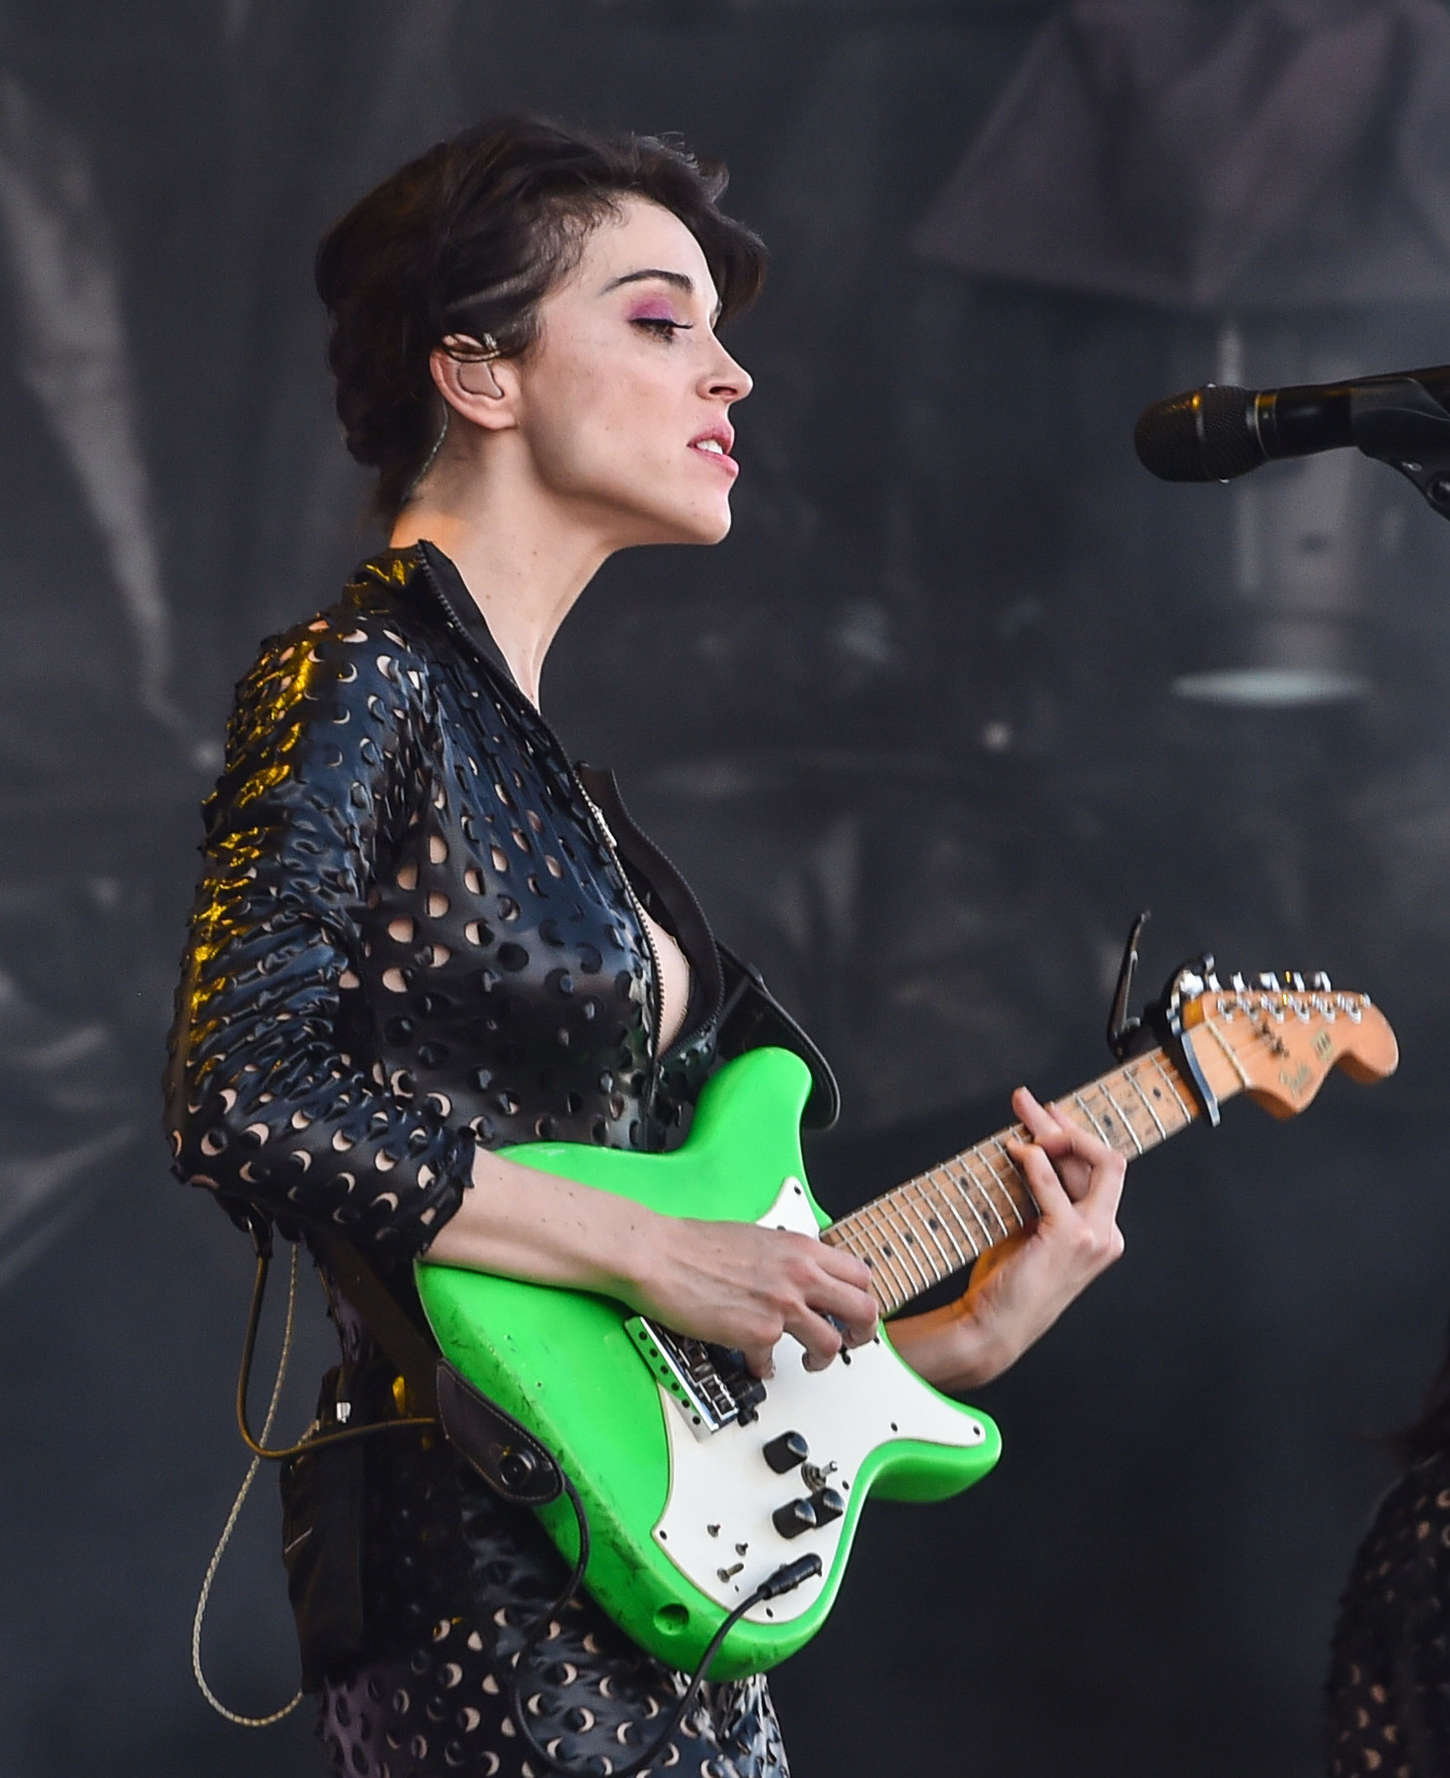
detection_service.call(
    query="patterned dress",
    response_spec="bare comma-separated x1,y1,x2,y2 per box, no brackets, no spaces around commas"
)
166,543,830,1777
1327,1448,1450,1776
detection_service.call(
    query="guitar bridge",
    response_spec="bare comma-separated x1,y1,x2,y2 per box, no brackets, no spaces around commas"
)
625,1317,765,1439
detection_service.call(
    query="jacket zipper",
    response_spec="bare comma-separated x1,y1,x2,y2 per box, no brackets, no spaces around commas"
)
408,546,680,1071
571,773,665,1067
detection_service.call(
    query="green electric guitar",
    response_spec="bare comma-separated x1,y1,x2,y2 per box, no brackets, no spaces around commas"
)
415,971,1397,1678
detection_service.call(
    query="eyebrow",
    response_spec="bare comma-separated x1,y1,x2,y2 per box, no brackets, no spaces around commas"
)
600,268,722,325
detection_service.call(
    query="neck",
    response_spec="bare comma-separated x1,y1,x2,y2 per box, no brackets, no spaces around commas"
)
390,459,615,708
821,1039,1228,1316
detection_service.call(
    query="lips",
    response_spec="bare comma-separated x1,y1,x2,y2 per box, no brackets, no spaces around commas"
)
689,426,738,472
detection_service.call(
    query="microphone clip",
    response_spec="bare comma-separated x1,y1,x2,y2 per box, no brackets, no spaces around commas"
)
1351,377,1450,521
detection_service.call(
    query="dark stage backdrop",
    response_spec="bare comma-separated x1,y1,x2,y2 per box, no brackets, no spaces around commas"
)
5,2,1450,1773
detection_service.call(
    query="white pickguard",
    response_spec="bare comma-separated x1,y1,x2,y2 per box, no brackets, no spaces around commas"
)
651,1177,988,1625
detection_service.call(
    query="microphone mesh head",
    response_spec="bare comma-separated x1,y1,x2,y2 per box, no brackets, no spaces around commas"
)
1134,384,1261,481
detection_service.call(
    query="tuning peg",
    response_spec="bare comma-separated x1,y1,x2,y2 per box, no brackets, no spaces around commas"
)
1230,972,1246,991
1290,972,1305,991
1310,971,1332,991
1256,972,1279,990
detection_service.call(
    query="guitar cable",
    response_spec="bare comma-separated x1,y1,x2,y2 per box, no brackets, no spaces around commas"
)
192,1241,306,1727
194,1237,441,1729
500,1473,822,1778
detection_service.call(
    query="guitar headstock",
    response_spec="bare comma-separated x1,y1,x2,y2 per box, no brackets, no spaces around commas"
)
1183,972,1399,1119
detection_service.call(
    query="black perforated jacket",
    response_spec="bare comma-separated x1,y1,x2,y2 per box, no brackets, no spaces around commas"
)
164,542,835,1281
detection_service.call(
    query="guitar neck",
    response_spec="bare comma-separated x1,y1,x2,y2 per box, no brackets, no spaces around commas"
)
822,1036,1242,1316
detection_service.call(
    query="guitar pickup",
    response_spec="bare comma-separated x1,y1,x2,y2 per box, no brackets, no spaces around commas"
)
626,1316,748,1439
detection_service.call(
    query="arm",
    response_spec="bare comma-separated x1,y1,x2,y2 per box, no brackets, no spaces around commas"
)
887,1086,1126,1393
165,612,473,1255
425,1145,880,1379
428,1082,1119,1389
166,612,879,1367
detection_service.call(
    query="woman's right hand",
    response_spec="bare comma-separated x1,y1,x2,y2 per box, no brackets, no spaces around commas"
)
627,1216,880,1378
423,1146,879,1379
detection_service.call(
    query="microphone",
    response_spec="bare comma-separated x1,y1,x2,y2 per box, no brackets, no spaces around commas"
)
1134,364,1450,483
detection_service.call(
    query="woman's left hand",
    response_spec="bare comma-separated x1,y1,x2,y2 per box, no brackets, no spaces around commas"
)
886,1085,1126,1393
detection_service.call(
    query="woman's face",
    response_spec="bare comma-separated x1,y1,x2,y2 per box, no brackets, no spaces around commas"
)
511,196,752,548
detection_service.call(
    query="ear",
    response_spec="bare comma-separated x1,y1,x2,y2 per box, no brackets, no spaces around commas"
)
429,334,519,433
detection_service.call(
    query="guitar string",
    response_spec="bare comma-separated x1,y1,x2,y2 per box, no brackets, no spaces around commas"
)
829,1009,1323,1317
929,1164,985,1259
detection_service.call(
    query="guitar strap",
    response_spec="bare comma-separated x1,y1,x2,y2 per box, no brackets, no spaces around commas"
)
574,762,841,1131
715,939,840,1129
311,1229,565,1506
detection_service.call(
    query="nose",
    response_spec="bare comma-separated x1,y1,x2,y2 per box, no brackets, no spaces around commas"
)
704,339,752,404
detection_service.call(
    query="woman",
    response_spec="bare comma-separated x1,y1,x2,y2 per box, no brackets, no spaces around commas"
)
1327,1327,1450,1774
166,116,1126,1778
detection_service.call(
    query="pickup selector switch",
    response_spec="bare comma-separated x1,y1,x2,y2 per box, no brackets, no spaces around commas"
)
772,1497,818,1539
809,1486,845,1527
762,1431,809,1473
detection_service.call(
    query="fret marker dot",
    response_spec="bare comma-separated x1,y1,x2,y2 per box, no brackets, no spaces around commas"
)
881,1244,894,1258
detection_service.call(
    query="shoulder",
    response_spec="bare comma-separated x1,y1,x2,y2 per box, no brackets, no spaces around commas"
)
233,569,440,730
208,570,447,835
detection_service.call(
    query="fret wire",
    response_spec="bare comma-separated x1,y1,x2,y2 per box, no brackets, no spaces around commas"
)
1125,1064,1168,1138
877,1193,935,1294
986,1136,1031,1224
857,1201,914,1304
935,1162,988,1255
1070,1089,1111,1145
914,1178,967,1268
827,1208,877,1275
860,1201,915,1307
828,1223,871,1268
1147,1053,1196,1122
890,1190,940,1291
945,1154,1017,1252
837,1039,1224,1316
903,1177,961,1272
979,1141,1028,1227
959,1150,1012,1237
943,1147,1035,1256
1095,1079,1145,1155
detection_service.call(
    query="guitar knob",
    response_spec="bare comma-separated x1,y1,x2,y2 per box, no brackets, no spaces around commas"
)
735,1380,767,1427
763,1431,809,1473
809,1486,845,1527
772,1497,818,1540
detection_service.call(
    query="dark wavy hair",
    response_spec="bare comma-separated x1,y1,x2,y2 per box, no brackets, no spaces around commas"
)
315,115,768,520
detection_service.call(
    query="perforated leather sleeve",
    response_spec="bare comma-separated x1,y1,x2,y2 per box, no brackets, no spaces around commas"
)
163,606,476,1255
